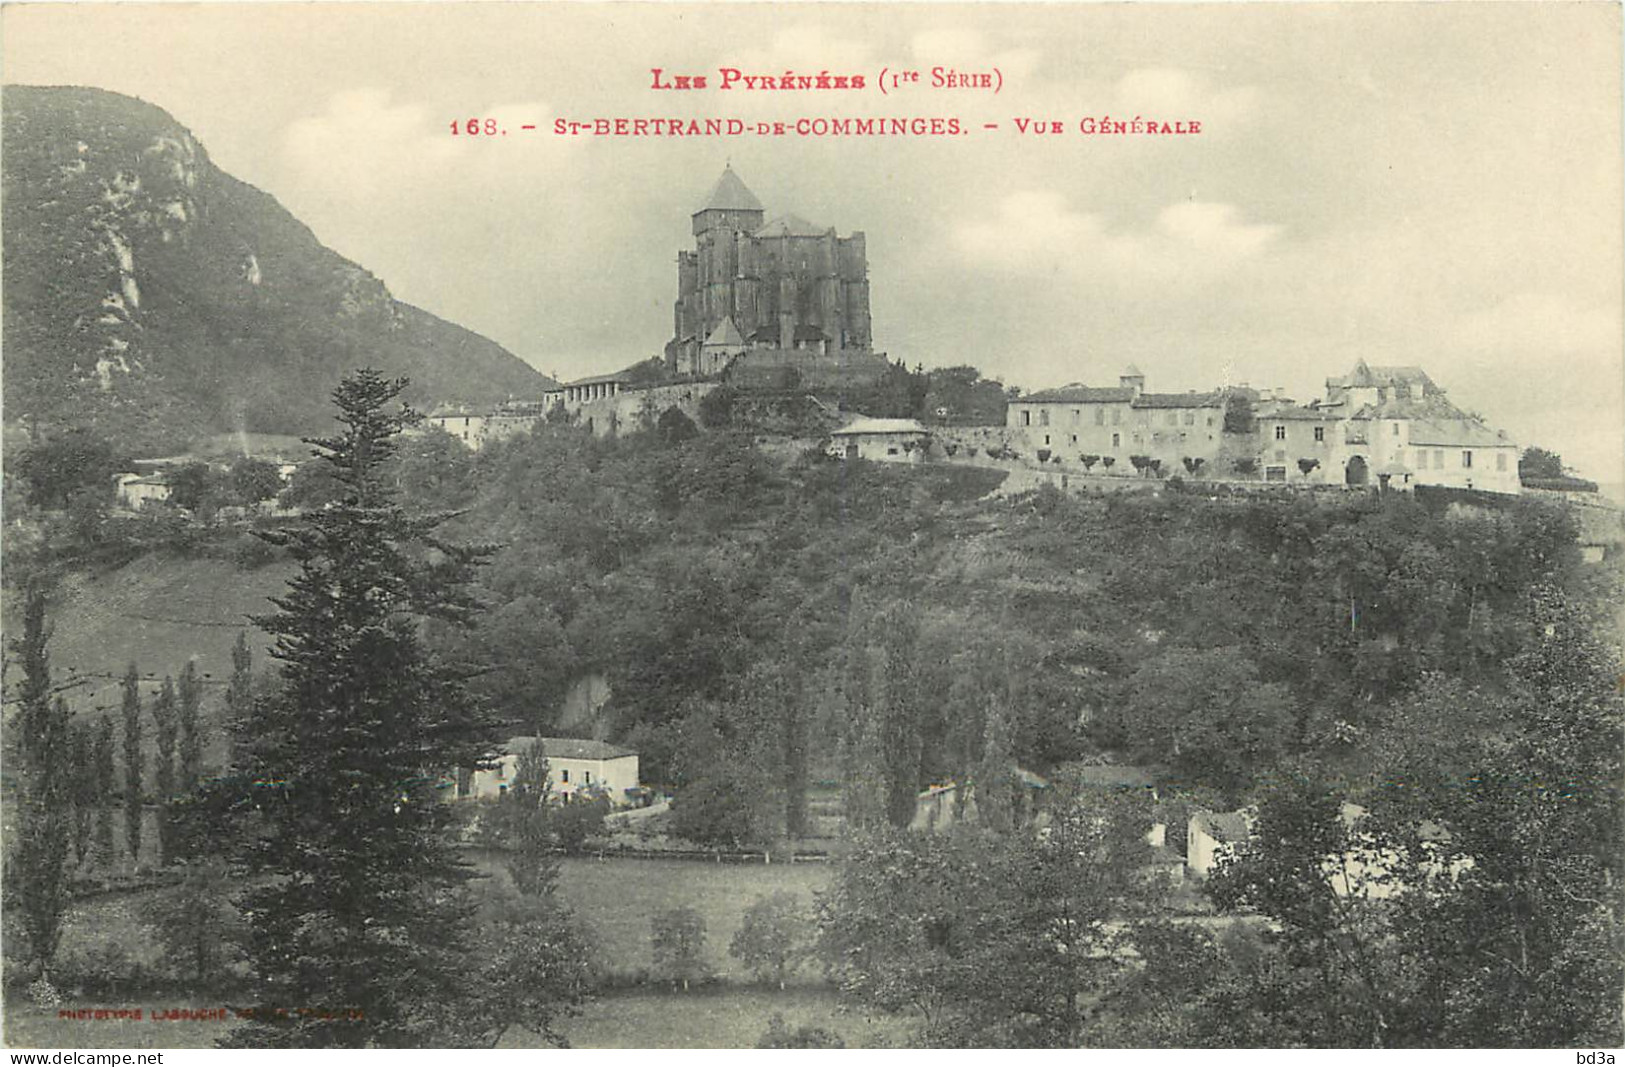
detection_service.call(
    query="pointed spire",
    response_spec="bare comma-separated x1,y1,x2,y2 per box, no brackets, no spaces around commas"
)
698,165,764,213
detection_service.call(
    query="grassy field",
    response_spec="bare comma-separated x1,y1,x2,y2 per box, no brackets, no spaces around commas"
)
5,856,850,1048
555,856,833,982
550,988,913,1049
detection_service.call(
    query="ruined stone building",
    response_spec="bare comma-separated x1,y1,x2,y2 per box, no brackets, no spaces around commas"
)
665,166,875,379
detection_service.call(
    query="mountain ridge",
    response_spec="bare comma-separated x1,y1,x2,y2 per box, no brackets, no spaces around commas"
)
2,84,554,452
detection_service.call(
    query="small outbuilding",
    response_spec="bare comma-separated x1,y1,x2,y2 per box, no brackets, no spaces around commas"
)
829,417,930,463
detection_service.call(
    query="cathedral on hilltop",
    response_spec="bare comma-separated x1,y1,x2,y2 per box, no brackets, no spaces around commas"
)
665,166,876,379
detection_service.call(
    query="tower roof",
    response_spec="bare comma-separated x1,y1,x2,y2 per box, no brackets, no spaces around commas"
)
703,316,747,348
697,166,763,213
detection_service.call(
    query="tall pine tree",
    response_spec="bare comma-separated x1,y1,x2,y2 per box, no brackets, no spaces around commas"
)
227,370,501,1047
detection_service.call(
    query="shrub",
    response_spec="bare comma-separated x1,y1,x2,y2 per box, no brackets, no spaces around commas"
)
552,794,610,851
1080,454,1100,470
1036,448,1052,463
728,892,811,989
650,906,711,991
757,1014,846,1048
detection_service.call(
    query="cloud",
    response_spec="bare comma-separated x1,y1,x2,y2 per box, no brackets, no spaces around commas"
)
1112,68,1261,129
951,191,1281,282
908,27,1041,82
1452,291,1622,361
281,88,564,205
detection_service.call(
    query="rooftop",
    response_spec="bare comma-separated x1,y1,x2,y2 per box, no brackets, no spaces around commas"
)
696,165,763,214
1268,404,1341,421
1194,810,1252,843
704,316,747,348
1132,391,1225,409
1405,418,1514,448
1022,384,1137,404
832,417,928,436
1072,764,1158,789
755,213,829,238
506,736,637,761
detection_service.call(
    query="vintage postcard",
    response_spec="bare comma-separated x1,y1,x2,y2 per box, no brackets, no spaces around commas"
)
2,1,1621,1054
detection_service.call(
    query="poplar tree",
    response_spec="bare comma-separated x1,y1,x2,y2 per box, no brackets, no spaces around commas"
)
69,721,94,866
94,715,116,862
150,676,177,863
120,664,143,862
177,660,204,793
5,588,74,981
224,631,253,768
227,370,500,1048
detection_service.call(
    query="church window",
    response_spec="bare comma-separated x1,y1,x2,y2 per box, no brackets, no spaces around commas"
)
1043,435,1051,446
1070,435,1077,445
1112,409,1122,425
1392,422,1400,436
1461,451,1473,469
1434,450,1444,468
561,769,570,783
1039,410,1050,427
1496,453,1507,472
1095,408,1105,426
1274,425,1287,440
1111,433,1121,448
1072,409,1081,424
1021,410,1031,426
1314,426,1325,442
1184,412,1195,426
1415,450,1426,469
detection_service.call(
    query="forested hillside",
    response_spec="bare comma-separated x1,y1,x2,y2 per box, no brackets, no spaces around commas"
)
381,419,1615,818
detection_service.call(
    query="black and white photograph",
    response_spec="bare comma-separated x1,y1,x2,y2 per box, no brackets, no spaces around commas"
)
1,1,1621,1052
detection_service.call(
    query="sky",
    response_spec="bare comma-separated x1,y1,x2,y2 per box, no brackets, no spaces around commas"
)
5,2,1622,485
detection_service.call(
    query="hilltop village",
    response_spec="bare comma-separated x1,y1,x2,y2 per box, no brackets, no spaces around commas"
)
425,167,1527,501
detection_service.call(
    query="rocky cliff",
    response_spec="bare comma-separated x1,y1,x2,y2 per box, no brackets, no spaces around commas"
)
3,85,553,451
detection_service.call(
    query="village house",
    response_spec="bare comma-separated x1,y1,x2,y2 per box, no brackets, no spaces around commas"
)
425,400,548,451
1325,803,1474,900
828,417,930,463
1259,404,1344,483
113,472,171,509
1007,367,1228,471
1296,361,1521,493
464,736,641,806
1187,809,1252,878
1010,360,1520,494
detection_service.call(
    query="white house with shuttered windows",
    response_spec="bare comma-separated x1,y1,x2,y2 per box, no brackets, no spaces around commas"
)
464,736,641,806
